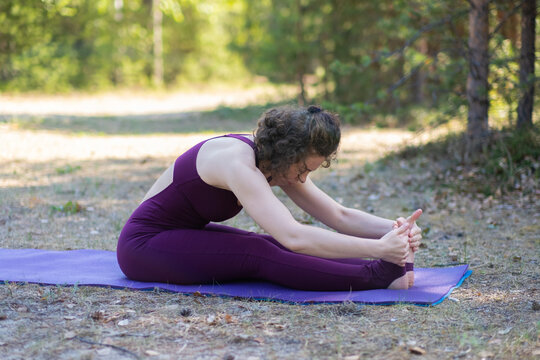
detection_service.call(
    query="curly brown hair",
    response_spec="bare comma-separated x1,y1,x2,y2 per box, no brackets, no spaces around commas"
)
253,105,341,179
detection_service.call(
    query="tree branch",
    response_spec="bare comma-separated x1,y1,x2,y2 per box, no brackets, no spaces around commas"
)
370,9,469,65
360,43,470,108
387,63,426,95
73,336,141,360
364,61,428,106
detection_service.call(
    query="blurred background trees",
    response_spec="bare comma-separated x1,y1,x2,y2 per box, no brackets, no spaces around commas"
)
0,0,537,131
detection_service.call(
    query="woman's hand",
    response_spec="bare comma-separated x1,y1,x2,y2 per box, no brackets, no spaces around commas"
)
393,209,423,253
379,222,411,266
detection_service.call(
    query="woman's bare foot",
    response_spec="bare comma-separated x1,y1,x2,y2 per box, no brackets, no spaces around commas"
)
387,273,409,289
406,251,415,288
387,249,415,290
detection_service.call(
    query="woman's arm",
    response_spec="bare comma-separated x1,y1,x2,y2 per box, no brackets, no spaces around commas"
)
227,161,410,263
196,139,410,264
281,178,395,239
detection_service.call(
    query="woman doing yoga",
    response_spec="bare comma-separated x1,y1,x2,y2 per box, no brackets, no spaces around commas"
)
117,105,422,291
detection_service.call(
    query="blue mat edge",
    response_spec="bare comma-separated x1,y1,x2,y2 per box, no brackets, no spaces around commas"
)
428,269,472,307
0,269,473,307
0,249,472,306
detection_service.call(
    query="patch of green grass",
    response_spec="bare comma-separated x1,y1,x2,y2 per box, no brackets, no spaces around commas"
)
386,125,540,196
50,200,83,214
55,165,81,175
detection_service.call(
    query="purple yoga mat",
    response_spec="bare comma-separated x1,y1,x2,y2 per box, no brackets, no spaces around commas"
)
0,249,470,305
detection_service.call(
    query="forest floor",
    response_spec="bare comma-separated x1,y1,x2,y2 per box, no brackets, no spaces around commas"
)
0,88,538,360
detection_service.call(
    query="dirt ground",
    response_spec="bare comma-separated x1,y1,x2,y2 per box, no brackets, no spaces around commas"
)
0,89,538,359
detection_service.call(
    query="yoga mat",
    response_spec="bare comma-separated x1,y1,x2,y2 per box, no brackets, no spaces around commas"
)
0,249,471,305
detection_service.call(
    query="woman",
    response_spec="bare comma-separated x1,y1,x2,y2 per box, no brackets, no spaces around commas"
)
117,105,422,291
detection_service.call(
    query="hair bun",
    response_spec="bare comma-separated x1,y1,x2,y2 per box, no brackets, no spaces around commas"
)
307,105,322,114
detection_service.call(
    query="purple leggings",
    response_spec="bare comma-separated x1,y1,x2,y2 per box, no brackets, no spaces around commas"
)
117,223,406,291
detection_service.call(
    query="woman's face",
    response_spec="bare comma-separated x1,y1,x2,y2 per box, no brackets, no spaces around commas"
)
273,155,326,186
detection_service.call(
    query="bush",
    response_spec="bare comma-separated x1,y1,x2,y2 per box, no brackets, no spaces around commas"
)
391,126,540,196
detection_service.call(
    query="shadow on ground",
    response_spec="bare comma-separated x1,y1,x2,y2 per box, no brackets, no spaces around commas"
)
0,101,291,135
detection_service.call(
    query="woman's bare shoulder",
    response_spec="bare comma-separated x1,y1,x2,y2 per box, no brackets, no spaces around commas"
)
196,136,258,189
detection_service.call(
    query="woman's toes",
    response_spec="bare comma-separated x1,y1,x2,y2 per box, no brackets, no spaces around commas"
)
407,271,414,287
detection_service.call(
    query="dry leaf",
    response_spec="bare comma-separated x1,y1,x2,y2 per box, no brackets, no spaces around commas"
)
96,348,111,356
409,346,426,355
224,314,234,323
64,331,77,339
478,350,494,359
28,196,42,208
102,338,115,345
206,315,217,325
91,310,105,321
231,334,253,343
180,308,192,317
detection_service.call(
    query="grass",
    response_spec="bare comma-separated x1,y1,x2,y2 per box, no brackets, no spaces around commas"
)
0,92,539,359
388,125,540,197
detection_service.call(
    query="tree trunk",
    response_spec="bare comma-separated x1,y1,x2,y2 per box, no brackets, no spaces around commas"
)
296,0,307,106
466,0,490,155
517,0,536,129
152,0,163,87
411,38,428,104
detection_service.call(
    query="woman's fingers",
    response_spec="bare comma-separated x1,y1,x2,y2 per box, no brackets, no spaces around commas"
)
382,227,411,265
395,210,421,235
409,233,421,246
395,222,410,234
407,209,422,225
409,227,421,236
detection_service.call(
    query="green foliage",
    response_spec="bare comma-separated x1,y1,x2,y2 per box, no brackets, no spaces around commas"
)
51,200,83,214
0,0,536,134
392,125,540,195
483,127,540,185
0,0,247,91
55,165,81,175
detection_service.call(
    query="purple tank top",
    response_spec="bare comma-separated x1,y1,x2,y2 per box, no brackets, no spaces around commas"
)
125,134,257,232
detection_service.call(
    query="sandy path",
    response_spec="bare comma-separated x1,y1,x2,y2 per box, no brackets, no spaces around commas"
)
0,124,415,164
0,87,420,163
0,85,295,116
